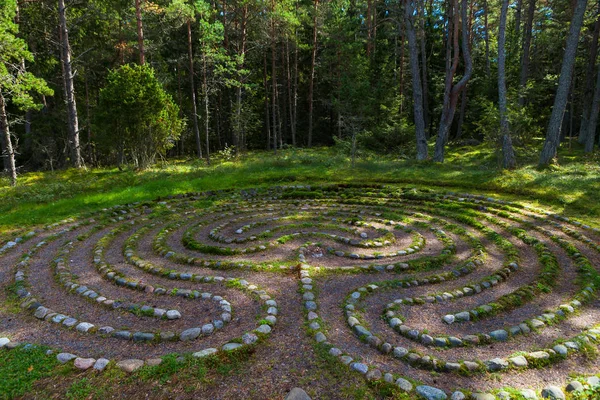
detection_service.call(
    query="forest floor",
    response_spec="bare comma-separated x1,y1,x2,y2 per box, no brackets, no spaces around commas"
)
1,145,600,400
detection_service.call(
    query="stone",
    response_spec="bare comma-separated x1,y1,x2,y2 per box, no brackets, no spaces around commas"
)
384,373,394,383
541,386,565,399
180,328,201,341
455,312,470,321
34,306,50,319
463,361,479,371
366,369,382,381
329,348,342,357
193,348,218,358
76,322,94,333
256,324,272,334
93,358,110,371
315,332,327,343
222,343,243,351
242,333,259,344
471,394,495,400
340,356,353,365
307,311,318,320
528,351,550,360
553,344,568,357
63,318,78,328
133,332,154,342
117,359,144,373
57,353,77,363
74,358,96,370
393,347,408,358
395,378,413,392
416,385,447,400
587,376,600,387
509,355,528,367
486,358,508,371
351,362,368,374
450,392,465,400
166,310,181,320
285,388,311,400
489,329,508,342
443,315,455,324
519,389,538,399
565,381,584,392
0,338,9,348
145,358,162,367
202,324,215,335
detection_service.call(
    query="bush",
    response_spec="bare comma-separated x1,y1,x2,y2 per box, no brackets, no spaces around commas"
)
96,64,185,169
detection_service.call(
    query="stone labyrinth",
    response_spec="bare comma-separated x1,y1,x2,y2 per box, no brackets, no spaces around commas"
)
2,183,600,398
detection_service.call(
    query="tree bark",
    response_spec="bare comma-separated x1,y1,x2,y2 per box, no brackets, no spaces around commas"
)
418,0,430,137
203,53,210,165
0,93,17,186
585,64,600,152
433,0,473,162
307,0,319,147
286,39,296,146
539,0,588,166
187,20,202,159
271,0,278,153
579,2,600,144
404,0,428,160
483,0,490,77
263,53,271,150
135,0,145,65
58,0,82,168
499,0,517,168
518,0,536,106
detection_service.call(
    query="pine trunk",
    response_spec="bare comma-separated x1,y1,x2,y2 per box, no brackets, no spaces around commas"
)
0,93,17,186
404,0,428,160
188,20,202,159
135,0,145,65
418,0,430,137
203,54,211,165
58,0,82,168
499,0,517,168
579,3,600,144
518,0,536,106
307,0,319,147
539,0,588,166
585,64,600,152
433,0,473,162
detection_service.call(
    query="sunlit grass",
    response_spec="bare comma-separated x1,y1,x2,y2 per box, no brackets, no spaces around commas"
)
0,145,598,230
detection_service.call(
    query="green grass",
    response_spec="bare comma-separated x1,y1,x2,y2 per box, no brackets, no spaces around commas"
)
0,145,598,230
0,345,62,398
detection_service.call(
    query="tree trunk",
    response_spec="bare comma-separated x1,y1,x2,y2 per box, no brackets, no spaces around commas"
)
188,20,202,159
499,0,517,169
418,0,430,137
286,39,296,146
579,2,600,144
585,64,600,152
404,0,428,160
433,0,473,162
84,71,95,165
307,0,319,147
271,0,278,154
483,0,490,77
0,93,17,186
135,0,145,65
539,0,588,166
518,0,536,106
58,0,82,168
515,0,522,39
263,53,271,150
203,54,210,165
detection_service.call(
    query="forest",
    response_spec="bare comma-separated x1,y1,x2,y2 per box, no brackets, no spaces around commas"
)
1,0,599,187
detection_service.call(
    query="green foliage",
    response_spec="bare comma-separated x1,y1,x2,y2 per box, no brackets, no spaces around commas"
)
96,64,184,169
0,0,53,110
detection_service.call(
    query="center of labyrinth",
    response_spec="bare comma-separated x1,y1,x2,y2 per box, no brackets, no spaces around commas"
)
2,184,600,398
